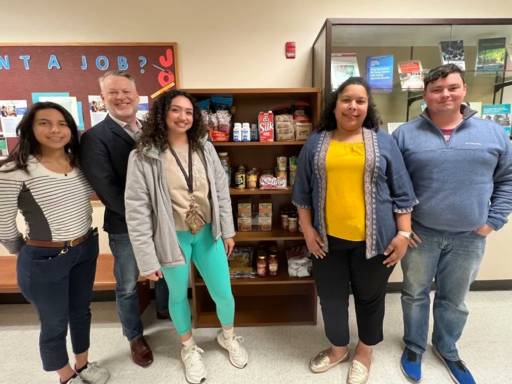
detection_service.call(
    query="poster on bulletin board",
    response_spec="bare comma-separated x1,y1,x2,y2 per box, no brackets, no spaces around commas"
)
0,43,178,152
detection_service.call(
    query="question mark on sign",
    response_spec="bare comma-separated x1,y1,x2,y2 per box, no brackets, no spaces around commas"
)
138,56,148,73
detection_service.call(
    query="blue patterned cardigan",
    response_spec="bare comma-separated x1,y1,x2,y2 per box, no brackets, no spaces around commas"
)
292,128,418,259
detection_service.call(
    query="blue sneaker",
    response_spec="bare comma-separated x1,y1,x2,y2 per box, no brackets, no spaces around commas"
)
400,348,422,382
433,346,476,384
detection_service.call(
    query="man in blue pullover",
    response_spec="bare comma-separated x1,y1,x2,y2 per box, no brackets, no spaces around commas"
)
393,64,512,384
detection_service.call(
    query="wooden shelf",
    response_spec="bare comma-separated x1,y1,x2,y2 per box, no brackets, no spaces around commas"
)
213,141,306,147
195,269,314,286
188,87,319,327
193,290,317,327
230,188,292,195
235,230,303,242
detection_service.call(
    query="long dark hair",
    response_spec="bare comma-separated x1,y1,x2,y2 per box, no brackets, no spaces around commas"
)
138,90,206,152
0,102,80,172
318,77,381,132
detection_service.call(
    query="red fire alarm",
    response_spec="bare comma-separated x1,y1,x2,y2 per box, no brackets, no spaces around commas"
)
285,42,296,59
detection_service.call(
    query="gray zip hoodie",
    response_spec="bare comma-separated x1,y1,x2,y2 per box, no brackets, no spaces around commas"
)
125,139,235,276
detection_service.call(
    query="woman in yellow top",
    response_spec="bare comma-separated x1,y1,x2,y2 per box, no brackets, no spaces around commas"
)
292,77,417,384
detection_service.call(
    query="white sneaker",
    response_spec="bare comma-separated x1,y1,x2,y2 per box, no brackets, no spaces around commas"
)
181,345,207,384
68,377,87,384
216,331,248,369
78,362,110,384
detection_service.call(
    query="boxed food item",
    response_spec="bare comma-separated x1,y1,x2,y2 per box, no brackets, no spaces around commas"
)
237,216,252,232
293,108,312,140
229,247,254,277
275,114,295,141
295,122,312,140
258,111,274,142
237,201,252,218
258,202,272,217
258,216,272,231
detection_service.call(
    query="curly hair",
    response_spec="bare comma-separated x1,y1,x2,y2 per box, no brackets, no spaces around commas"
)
0,102,80,172
137,90,206,152
318,77,381,132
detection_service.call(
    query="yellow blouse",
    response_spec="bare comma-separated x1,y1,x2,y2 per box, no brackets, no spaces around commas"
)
325,140,365,241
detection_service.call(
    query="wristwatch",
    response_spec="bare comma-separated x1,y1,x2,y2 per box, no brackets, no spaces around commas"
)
397,230,413,240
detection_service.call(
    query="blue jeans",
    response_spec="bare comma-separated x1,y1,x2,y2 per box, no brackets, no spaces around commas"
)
401,222,486,360
108,232,143,341
17,231,99,371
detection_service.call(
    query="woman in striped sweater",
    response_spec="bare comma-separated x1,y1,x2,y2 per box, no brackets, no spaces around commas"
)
0,102,110,384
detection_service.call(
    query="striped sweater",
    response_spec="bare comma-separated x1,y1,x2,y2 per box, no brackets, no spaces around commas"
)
0,156,93,254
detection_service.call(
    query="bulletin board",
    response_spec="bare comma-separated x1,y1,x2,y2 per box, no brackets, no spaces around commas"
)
0,43,178,153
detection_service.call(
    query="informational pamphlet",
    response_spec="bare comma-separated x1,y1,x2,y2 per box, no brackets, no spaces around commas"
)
366,55,394,91
0,100,28,137
398,60,424,91
136,96,150,122
88,95,108,126
476,37,507,72
439,40,465,70
0,135,8,160
331,53,360,91
482,103,511,137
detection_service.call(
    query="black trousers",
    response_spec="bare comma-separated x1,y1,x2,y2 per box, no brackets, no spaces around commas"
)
312,235,394,347
17,232,99,371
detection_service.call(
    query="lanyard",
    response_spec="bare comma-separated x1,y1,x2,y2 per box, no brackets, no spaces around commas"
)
170,145,193,194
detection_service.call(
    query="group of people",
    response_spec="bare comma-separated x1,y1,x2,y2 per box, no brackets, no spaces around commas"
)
0,64,510,384
293,63,512,384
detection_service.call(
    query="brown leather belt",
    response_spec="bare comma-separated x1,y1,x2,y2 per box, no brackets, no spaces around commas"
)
26,228,95,248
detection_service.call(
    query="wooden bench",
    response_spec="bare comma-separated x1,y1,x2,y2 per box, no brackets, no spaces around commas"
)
0,253,117,293
0,253,151,312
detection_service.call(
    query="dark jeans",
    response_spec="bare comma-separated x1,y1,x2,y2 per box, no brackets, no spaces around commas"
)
17,231,99,371
108,232,143,341
312,236,394,347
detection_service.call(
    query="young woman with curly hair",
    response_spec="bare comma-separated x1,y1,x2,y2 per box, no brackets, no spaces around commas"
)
124,90,248,384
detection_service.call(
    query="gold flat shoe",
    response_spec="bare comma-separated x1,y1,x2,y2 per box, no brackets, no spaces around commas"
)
347,359,369,384
309,349,350,373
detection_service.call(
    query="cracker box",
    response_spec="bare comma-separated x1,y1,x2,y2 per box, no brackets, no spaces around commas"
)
258,111,274,142
258,202,272,217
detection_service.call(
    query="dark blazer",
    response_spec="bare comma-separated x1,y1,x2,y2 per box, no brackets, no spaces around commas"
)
80,115,136,234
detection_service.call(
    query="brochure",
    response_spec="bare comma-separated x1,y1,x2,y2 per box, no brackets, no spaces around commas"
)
0,135,8,159
398,60,424,91
439,40,465,70
331,53,360,91
482,104,511,137
366,55,394,91
476,37,507,72
0,100,28,137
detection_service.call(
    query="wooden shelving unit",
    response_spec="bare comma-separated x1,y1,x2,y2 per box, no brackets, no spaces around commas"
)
186,87,320,328
229,188,292,196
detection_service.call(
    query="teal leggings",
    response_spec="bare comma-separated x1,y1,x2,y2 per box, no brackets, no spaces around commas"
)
161,224,235,335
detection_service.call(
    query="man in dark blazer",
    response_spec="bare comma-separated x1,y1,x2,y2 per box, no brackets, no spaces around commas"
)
80,71,153,368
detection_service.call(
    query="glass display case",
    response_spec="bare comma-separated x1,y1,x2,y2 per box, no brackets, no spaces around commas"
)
313,19,512,130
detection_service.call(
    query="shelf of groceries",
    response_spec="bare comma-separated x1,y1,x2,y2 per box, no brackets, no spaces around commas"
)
187,87,320,326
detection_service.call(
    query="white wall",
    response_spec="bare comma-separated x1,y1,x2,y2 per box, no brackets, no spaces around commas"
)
2,0,512,282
